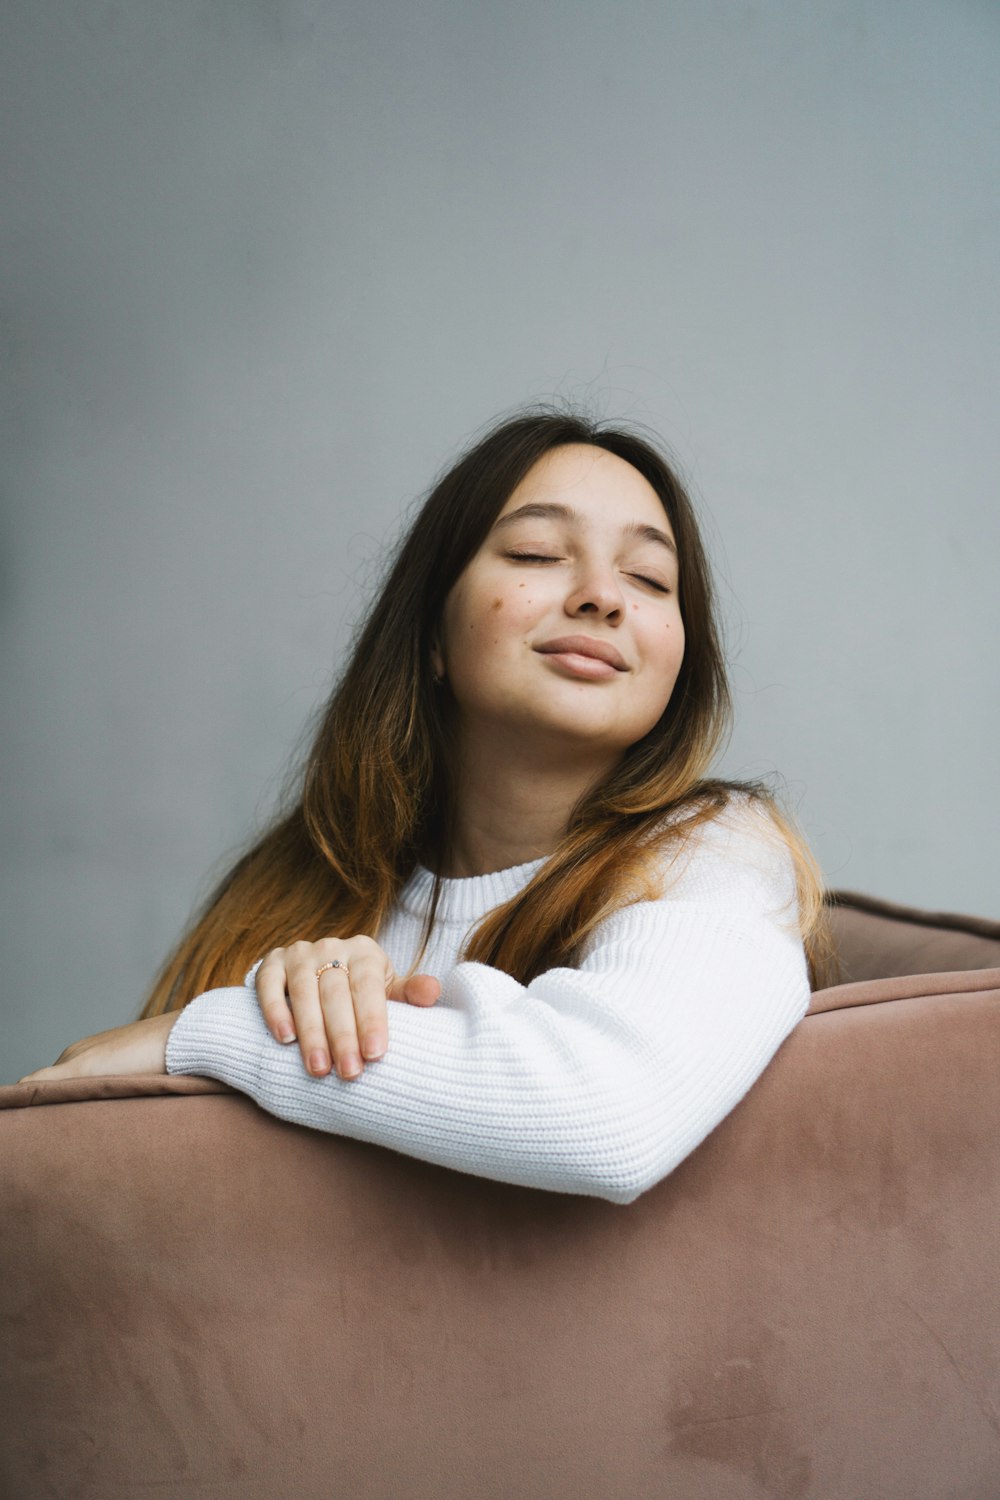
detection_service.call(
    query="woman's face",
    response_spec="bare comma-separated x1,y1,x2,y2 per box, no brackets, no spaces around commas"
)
432,444,686,761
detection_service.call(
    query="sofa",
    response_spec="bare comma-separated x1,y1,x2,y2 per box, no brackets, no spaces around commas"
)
2,890,998,1500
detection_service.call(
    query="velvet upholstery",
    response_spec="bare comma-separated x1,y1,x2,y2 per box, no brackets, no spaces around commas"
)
2,894,999,1499
825,888,1000,981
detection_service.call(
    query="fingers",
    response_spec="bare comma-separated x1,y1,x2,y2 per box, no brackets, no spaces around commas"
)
267,939,389,1081
256,951,298,1045
392,973,442,1007
284,943,344,1078
338,951,390,1062
255,941,441,1082
311,965,358,1078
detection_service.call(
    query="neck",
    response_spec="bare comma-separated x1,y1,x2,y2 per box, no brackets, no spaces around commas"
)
437,726,617,878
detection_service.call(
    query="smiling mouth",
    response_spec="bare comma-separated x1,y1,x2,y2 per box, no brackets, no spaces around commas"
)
535,649,623,681
534,636,628,671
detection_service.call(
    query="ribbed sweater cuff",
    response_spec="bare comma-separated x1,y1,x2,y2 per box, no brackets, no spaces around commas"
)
166,985,269,1094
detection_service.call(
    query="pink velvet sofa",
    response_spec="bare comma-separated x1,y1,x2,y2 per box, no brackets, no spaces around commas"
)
2,890,999,1500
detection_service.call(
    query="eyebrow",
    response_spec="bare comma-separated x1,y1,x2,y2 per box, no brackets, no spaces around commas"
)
492,501,677,556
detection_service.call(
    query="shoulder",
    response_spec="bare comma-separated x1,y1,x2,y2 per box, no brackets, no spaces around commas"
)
642,789,801,933
570,787,807,978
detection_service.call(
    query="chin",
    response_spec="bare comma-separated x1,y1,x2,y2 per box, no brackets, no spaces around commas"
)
540,715,638,752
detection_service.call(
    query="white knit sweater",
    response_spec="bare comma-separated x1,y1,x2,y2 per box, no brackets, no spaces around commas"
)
165,794,811,1204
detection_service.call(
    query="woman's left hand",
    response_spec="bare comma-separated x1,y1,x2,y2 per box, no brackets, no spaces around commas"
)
18,1012,179,1084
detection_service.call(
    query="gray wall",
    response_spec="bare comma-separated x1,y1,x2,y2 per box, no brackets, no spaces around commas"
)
3,0,997,1084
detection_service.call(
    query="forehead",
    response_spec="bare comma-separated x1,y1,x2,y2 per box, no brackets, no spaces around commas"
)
497,443,672,534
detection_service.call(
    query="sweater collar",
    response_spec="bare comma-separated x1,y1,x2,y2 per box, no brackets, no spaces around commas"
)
398,855,548,924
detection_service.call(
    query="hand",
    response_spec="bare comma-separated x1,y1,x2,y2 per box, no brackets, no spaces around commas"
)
18,1011,179,1084
255,936,441,1081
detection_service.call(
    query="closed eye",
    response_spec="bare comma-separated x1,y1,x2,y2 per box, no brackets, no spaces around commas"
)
505,552,670,593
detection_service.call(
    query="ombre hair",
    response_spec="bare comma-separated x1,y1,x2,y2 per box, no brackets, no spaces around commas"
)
141,403,833,1017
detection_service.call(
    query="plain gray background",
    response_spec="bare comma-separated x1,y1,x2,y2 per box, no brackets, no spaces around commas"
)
3,0,998,1085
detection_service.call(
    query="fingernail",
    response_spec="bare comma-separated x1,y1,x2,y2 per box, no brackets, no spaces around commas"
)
309,1049,330,1075
361,1036,385,1059
340,1052,362,1079
278,1025,296,1043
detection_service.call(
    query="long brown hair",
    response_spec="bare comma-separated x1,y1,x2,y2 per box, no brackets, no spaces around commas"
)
141,402,833,1017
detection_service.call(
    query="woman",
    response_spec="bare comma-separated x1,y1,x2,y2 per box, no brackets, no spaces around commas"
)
20,405,831,1203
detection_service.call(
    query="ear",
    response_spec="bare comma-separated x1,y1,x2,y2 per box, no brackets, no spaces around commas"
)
430,637,445,683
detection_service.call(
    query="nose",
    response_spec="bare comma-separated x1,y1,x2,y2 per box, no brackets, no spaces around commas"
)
563,559,625,622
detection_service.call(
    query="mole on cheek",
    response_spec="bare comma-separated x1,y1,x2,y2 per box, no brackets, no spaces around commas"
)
492,597,503,610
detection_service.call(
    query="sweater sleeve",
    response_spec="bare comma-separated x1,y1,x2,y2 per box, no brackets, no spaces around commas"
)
165,796,811,1204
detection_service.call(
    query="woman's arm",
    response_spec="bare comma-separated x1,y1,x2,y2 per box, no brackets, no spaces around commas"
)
166,800,811,1204
19,1012,178,1083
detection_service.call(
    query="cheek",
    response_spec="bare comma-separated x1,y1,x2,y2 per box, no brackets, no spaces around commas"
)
667,621,686,676
641,624,689,711
444,580,535,664
644,622,685,726
471,583,537,633
641,613,685,686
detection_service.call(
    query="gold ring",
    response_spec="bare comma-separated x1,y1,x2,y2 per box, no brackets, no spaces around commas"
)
315,959,348,978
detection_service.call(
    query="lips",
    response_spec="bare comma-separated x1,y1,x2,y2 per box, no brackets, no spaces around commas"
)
534,635,628,671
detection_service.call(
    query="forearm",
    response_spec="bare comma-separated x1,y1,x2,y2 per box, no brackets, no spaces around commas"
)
166,916,810,1204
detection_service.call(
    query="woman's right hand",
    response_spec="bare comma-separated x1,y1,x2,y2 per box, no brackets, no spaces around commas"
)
253,937,441,1081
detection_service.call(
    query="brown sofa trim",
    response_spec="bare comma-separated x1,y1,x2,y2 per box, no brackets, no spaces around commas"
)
0,1073,232,1113
806,964,1000,1015
826,888,1000,939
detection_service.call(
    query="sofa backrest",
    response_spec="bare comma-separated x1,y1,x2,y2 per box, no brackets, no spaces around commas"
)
3,965,999,1499
825,889,1000,982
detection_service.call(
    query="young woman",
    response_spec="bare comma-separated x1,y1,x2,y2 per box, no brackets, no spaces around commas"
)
20,405,831,1203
